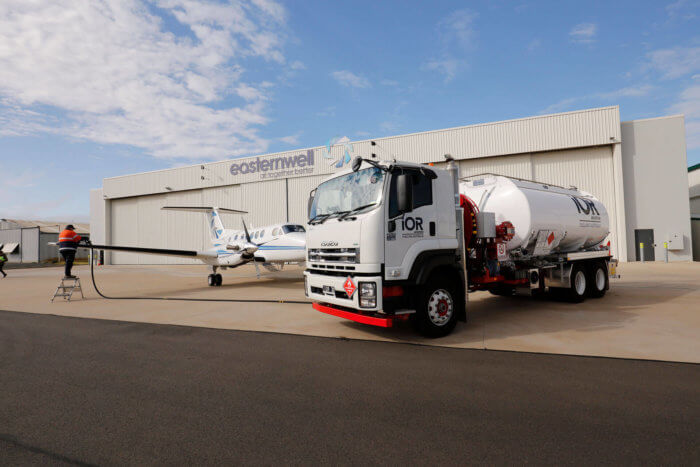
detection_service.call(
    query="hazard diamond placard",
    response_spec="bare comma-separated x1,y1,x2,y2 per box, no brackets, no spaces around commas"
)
343,277,356,298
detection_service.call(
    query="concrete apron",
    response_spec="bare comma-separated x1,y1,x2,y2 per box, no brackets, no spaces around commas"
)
0,262,698,363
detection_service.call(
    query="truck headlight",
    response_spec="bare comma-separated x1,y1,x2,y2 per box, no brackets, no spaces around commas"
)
358,281,376,308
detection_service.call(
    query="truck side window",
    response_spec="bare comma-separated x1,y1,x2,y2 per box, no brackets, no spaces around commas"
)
388,169,433,217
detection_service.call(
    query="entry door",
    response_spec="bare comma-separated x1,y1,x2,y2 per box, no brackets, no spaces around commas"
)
634,229,655,261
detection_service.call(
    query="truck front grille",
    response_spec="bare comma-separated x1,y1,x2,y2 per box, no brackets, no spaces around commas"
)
308,248,358,264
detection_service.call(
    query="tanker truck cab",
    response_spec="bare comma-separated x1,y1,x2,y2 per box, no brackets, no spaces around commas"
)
304,157,466,336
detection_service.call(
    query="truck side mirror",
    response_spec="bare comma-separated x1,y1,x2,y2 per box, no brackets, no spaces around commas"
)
307,189,316,219
396,174,413,215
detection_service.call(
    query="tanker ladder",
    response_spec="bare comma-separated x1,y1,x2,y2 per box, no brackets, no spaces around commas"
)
51,276,84,302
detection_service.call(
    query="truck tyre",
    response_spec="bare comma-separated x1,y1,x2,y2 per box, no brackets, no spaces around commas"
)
567,264,587,303
412,277,459,337
587,261,608,298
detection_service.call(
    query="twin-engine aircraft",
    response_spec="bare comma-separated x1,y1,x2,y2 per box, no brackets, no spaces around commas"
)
82,206,306,286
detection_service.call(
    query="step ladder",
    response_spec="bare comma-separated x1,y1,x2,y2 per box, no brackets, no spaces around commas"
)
51,277,84,302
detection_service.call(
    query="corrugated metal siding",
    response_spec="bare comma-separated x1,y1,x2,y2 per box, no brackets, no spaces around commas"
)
111,198,139,264
0,229,21,262
21,228,39,263
103,106,620,199
239,179,287,227
532,146,619,256
455,153,533,179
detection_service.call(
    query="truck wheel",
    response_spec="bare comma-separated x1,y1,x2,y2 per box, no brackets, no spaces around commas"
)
567,264,587,303
587,261,608,298
412,278,458,337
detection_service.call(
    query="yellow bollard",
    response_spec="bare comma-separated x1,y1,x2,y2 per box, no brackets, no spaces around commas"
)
639,242,645,263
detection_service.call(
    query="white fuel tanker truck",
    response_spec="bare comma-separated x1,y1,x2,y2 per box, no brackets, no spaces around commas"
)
304,155,618,337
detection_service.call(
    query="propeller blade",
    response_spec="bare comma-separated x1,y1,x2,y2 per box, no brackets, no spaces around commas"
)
243,219,252,243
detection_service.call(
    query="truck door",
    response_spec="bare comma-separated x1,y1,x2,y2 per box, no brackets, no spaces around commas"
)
384,169,437,279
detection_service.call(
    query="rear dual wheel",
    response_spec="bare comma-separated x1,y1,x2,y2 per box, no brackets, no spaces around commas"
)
587,261,608,298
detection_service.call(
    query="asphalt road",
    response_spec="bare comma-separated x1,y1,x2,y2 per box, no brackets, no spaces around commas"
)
0,310,698,465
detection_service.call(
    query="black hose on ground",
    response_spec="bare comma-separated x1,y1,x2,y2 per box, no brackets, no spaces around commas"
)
88,247,312,304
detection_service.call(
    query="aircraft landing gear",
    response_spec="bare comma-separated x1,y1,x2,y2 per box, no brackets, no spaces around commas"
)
208,267,223,286
208,274,223,286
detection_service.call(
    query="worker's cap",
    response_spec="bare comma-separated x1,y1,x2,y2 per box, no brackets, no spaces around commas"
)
66,224,75,230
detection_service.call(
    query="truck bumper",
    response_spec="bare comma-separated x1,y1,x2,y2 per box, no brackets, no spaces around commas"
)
312,303,408,328
304,271,383,311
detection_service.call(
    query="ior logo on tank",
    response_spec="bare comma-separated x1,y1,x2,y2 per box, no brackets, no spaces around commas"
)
571,196,601,227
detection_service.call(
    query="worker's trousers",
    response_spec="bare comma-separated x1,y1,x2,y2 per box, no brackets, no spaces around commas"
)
60,250,76,277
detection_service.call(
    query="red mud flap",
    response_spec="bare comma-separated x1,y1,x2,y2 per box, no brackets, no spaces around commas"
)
312,302,406,328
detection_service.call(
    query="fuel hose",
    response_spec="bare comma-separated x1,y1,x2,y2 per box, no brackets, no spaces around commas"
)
88,246,312,304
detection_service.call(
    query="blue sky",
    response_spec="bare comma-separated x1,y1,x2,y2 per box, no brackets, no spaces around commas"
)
1,0,699,221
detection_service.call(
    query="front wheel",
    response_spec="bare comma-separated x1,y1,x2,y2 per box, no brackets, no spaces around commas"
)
412,277,459,338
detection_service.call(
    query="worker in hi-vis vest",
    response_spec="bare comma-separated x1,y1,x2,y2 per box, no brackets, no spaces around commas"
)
0,244,7,278
58,225,83,278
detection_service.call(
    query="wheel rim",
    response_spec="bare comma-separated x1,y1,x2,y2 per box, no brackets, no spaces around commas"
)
574,271,586,295
427,289,454,326
595,267,605,291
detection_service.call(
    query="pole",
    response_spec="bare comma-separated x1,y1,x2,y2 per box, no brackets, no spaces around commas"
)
640,242,644,263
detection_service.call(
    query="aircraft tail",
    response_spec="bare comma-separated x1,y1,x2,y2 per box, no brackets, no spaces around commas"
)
161,206,247,244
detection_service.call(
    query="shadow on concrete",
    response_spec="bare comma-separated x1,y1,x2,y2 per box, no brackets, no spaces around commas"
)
339,282,698,347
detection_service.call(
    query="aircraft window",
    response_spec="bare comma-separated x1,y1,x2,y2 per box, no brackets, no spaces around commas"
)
282,225,306,234
261,230,265,237
272,228,280,236
234,234,238,240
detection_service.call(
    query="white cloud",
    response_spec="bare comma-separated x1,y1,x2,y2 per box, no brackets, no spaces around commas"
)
423,59,461,83
330,70,370,88
289,60,306,70
279,134,300,145
540,84,653,114
0,0,289,160
437,9,477,49
569,23,597,44
647,46,700,79
527,39,541,52
380,79,399,86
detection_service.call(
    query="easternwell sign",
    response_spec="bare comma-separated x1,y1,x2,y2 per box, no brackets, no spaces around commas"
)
230,150,315,180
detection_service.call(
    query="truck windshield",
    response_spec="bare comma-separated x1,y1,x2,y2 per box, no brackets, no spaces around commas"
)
310,167,385,219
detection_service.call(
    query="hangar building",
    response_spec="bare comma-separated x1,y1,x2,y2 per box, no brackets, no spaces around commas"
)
90,106,693,264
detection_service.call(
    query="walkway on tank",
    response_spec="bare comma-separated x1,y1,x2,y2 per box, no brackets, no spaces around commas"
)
0,262,698,363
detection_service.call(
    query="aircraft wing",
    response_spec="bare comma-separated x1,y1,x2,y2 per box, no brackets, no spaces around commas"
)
51,243,217,259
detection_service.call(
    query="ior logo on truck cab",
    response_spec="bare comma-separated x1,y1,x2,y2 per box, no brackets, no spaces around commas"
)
321,241,338,247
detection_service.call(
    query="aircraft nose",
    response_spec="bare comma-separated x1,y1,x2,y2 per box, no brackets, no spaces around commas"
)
289,232,306,247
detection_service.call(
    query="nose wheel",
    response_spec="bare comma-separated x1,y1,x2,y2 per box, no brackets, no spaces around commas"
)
208,274,223,286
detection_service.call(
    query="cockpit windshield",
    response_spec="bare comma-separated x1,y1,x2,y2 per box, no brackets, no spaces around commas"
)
282,224,306,234
309,167,385,219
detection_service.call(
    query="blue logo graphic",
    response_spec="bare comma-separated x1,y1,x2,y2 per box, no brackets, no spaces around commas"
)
320,136,354,168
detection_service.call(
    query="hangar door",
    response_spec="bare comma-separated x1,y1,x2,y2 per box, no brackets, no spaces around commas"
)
111,185,242,265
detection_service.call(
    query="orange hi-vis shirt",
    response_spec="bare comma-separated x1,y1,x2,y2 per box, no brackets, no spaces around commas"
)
58,229,82,251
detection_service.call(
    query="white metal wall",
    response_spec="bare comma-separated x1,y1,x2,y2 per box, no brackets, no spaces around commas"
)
103,107,620,199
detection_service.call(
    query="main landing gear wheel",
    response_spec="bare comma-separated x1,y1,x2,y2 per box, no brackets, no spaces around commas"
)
412,277,458,338
215,274,223,286
208,273,223,286
587,261,608,298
